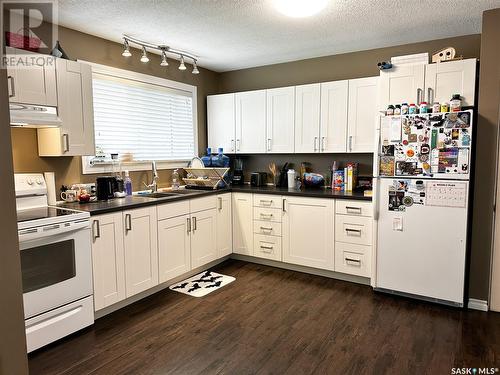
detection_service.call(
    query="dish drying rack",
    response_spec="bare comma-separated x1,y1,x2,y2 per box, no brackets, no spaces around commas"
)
183,168,230,189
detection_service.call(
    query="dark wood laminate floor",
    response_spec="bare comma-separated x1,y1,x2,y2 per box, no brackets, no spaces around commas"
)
29,260,500,375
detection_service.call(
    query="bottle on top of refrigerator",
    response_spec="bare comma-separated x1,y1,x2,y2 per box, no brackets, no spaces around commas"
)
450,94,462,112
172,169,180,190
201,147,212,167
124,170,132,196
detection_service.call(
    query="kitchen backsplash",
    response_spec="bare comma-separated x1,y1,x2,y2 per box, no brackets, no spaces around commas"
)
230,153,373,183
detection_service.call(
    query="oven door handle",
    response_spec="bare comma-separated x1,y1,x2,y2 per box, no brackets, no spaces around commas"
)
18,219,89,243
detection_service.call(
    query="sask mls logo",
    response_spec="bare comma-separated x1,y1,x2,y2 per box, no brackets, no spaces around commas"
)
451,368,499,374
1,0,58,68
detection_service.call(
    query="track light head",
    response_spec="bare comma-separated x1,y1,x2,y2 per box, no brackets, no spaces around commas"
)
160,51,169,67
140,46,149,63
122,39,131,57
179,55,186,70
192,60,199,74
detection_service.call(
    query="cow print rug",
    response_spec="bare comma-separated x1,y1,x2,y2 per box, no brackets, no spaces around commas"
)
169,270,235,297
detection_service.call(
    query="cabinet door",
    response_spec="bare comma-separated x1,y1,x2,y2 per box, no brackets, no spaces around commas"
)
207,93,236,153
123,207,158,297
158,214,191,283
283,197,334,270
347,77,379,153
90,213,126,311
191,209,218,268
6,47,57,106
320,80,348,152
235,90,267,153
294,83,321,153
217,193,233,257
266,87,295,153
232,193,253,255
56,59,95,156
379,64,425,110
425,59,477,107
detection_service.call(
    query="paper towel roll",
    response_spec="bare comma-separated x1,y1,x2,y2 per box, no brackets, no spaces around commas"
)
44,172,57,205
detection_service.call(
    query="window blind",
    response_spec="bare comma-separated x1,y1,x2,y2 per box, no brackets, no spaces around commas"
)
92,73,195,161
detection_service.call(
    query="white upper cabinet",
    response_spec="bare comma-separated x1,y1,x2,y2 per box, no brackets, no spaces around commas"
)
294,83,321,153
6,47,57,106
424,59,477,107
37,59,95,156
266,87,295,153
347,76,379,153
320,80,348,153
207,93,236,153
379,64,425,110
235,90,267,153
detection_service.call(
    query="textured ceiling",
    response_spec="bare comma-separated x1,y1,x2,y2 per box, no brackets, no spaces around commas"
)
57,0,499,72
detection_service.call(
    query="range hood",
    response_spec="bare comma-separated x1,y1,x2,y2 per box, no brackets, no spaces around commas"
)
10,103,62,128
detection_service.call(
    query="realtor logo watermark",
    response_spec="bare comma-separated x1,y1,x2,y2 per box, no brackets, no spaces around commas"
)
451,368,499,374
1,0,58,69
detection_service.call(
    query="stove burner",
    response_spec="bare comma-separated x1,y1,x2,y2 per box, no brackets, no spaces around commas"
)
16,207,79,223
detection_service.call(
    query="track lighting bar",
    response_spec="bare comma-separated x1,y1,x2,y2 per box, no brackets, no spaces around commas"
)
122,34,200,74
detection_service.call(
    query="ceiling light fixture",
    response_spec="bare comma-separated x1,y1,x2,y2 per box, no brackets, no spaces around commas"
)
121,34,200,74
273,0,328,18
140,46,149,63
179,55,186,70
192,60,199,74
122,39,131,57
160,50,169,66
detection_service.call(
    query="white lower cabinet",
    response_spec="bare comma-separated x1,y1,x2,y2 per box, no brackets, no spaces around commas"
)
282,197,335,270
216,193,233,257
91,212,126,311
158,214,191,283
232,193,253,255
191,208,218,268
123,207,159,298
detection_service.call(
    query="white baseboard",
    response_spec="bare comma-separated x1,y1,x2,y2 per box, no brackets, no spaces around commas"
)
467,298,489,311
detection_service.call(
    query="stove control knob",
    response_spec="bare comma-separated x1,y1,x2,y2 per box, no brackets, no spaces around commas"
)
35,178,43,185
26,178,34,185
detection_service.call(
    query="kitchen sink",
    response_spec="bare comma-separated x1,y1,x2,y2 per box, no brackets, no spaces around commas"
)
141,192,183,198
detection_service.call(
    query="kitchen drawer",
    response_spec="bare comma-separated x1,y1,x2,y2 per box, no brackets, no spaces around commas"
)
254,234,282,261
253,207,283,223
253,194,283,209
334,242,371,277
190,195,217,213
335,215,372,246
253,220,282,236
335,200,373,217
157,200,190,220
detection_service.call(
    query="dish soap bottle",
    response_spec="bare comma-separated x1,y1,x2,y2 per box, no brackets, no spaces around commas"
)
124,170,132,196
201,147,212,167
172,169,180,190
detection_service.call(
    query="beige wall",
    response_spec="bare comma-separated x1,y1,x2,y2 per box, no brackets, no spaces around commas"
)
10,24,220,190
479,8,500,306
0,67,28,373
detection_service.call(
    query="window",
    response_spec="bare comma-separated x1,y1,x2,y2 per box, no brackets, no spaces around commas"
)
82,63,197,174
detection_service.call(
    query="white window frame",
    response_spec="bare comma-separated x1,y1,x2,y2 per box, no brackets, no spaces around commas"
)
81,61,198,174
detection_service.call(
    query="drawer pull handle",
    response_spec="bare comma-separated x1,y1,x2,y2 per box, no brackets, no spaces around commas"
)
260,199,272,206
345,228,362,236
260,226,273,232
345,257,361,264
260,245,274,252
260,213,273,218
346,206,362,213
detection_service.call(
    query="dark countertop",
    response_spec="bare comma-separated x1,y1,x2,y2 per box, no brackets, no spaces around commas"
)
59,185,371,215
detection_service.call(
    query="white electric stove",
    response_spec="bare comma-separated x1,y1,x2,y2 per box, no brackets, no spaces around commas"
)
15,173,94,353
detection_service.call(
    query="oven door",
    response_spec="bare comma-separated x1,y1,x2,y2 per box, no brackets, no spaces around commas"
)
19,226,92,319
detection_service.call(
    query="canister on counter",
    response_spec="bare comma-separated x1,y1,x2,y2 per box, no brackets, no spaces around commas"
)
432,102,440,113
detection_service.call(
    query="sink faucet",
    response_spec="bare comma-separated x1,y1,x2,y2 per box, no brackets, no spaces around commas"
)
143,161,159,192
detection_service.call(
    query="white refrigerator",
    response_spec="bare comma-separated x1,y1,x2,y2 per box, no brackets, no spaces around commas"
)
373,110,473,306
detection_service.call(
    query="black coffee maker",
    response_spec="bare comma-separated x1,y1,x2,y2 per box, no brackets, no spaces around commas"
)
232,158,244,185
96,176,117,200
